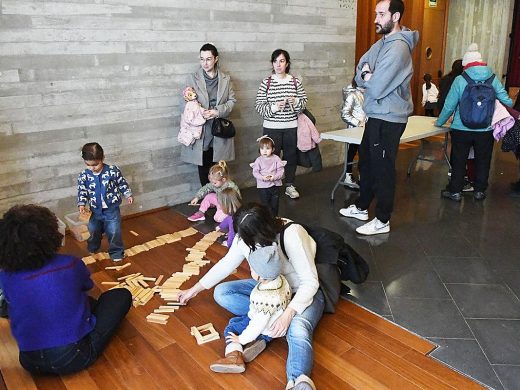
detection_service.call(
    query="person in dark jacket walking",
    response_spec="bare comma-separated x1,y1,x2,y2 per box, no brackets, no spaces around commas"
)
435,44,512,201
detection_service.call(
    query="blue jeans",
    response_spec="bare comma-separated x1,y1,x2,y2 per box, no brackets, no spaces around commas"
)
19,289,132,375
88,207,124,260
224,315,272,343
214,279,325,382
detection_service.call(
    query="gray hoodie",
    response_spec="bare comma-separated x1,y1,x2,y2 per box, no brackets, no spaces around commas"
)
355,27,419,123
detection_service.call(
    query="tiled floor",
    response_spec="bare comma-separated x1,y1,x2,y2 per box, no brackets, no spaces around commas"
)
175,141,520,390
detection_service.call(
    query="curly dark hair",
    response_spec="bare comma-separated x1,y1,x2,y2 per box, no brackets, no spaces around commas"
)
233,202,284,252
81,142,104,161
0,204,63,272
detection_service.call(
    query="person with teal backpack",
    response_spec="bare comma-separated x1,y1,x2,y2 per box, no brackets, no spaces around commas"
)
435,43,512,202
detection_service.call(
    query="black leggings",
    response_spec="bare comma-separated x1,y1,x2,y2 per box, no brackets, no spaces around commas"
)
198,147,214,186
263,127,297,184
19,288,132,375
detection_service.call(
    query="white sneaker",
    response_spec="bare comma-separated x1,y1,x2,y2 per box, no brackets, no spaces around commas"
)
339,205,368,221
356,218,390,235
285,185,300,199
344,173,360,189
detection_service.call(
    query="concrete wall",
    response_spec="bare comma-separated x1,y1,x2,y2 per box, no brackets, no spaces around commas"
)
444,0,515,80
0,0,357,219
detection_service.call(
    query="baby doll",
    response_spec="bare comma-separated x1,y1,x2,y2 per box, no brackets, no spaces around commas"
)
178,86,206,146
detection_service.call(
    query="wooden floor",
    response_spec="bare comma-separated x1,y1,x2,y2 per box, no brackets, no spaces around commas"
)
0,209,484,389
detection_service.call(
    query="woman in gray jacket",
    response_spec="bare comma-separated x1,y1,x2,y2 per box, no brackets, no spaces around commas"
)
181,43,237,185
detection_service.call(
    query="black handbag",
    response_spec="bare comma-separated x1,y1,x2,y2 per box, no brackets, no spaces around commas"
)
211,117,236,138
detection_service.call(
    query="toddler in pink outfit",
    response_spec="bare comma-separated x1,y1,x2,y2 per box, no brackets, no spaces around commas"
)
250,136,286,216
188,161,241,223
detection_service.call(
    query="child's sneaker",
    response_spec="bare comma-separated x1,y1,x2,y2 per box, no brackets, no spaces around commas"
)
285,185,300,199
344,173,360,190
462,182,474,192
187,211,205,222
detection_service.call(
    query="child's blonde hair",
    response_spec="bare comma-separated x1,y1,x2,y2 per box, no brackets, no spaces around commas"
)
217,187,242,215
209,160,230,180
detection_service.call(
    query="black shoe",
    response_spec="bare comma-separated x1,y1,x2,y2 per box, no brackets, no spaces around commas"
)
441,190,462,202
473,191,486,200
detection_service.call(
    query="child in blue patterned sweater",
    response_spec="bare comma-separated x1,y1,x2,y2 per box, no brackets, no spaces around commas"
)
77,142,133,262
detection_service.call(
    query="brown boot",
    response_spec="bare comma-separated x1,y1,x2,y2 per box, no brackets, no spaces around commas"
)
210,351,245,374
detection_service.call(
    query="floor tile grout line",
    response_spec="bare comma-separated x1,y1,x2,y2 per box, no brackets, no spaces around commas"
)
444,282,506,390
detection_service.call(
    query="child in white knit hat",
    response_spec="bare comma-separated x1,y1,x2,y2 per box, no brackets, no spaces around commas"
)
210,243,292,374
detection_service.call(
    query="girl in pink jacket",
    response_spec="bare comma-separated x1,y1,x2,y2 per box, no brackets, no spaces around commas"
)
250,136,287,216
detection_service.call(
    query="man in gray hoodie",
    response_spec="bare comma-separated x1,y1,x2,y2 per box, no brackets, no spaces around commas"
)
339,0,419,235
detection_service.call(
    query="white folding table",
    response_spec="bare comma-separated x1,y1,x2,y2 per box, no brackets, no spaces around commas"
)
321,115,450,201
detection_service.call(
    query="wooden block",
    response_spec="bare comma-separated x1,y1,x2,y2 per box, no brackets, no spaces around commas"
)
134,288,151,301
137,279,149,288
82,256,96,264
190,323,220,345
117,262,132,271
154,308,177,313
161,282,182,289
179,227,198,237
166,302,186,306
130,230,139,236
101,281,120,285
130,285,144,296
94,252,106,261
139,289,156,305
182,266,200,275
81,231,91,240
146,318,168,325
147,313,169,321
155,274,164,286
155,237,169,245
141,277,156,282
159,288,180,293
131,245,144,254
125,248,135,256
119,272,141,281
161,295,181,300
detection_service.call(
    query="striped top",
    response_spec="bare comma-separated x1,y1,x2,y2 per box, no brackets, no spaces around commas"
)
255,74,308,129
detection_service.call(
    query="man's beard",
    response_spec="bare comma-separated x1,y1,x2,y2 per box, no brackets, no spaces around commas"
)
375,19,394,35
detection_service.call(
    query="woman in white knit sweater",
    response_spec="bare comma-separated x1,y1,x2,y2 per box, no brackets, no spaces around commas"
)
179,203,323,390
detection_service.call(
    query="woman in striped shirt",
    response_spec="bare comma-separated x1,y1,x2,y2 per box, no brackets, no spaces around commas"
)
255,49,308,199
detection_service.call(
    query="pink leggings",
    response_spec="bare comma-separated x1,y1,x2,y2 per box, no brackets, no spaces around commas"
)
199,193,227,223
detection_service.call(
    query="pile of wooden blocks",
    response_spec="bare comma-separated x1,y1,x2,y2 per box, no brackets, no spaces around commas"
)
102,273,161,307
146,230,224,325
81,227,199,265
82,252,110,265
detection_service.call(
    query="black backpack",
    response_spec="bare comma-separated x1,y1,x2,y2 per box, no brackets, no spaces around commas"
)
279,222,369,312
459,72,496,129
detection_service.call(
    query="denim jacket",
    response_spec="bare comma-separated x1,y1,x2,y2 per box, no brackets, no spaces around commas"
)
77,164,132,210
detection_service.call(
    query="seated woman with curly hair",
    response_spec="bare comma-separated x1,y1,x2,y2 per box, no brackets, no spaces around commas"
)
0,204,132,375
